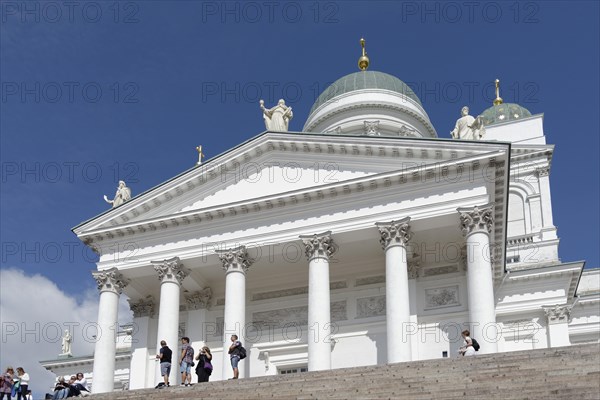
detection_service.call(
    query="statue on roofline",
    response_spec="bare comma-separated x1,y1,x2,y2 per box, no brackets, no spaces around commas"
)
61,329,72,355
451,106,485,140
104,180,132,208
260,99,293,132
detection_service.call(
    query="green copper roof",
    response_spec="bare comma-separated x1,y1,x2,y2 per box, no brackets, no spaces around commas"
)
309,71,422,115
478,103,532,126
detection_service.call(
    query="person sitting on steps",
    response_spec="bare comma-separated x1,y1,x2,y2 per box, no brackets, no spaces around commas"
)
458,329,476,357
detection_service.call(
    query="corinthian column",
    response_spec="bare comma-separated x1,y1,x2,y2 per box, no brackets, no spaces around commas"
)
216,246,254,379
376,217,413,363
300,231,337,371
91,268,129,393
458,203,498,354
152,257,189,385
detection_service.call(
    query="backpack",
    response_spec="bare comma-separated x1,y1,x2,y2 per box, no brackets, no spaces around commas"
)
238,346,247,360
471,338,480,351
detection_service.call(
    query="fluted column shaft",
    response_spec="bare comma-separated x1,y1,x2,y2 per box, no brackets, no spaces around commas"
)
458,203,498,354
153,257,189,385
217,246,254,379
301,231,337,371
377,218,412,363
91,269,129,393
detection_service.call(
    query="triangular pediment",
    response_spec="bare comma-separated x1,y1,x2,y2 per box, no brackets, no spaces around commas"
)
74,132,509,237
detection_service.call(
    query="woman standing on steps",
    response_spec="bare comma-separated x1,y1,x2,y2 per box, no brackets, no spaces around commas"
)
15,368,29,400
0,367,14,400
195,346,213,383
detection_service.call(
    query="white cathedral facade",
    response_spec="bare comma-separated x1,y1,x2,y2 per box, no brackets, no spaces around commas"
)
53,50,599,393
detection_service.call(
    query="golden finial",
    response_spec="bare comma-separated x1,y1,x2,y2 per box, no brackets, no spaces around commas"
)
196,145,205,165
493,78,503,105
358,38,370,71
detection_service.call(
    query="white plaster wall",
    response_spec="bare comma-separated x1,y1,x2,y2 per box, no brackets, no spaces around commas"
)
332,332,381,367
569,299,600,344
97,180,491,270
577,269,600,295
497,317,546,353
484,114,545,144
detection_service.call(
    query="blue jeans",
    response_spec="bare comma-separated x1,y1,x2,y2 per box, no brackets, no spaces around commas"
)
180,361,192,374
52,388,69,400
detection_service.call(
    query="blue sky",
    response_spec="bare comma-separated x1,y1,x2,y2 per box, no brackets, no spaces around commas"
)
1,0,599,394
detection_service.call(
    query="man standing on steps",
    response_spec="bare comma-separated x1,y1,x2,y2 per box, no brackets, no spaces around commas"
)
179,337,194,386
155,340,172,387
228,335,242,379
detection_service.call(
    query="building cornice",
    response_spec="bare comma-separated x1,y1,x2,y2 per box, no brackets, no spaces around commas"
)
80,150,505,243
504,261,584,301
74,132,509,235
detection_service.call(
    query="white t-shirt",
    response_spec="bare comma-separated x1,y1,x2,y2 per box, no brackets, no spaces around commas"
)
75,377,89,390
19,373,30,386
463,337,476,356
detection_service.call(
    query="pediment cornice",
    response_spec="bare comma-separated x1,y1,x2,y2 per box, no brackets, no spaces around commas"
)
75,133,507,233
74,132,510,279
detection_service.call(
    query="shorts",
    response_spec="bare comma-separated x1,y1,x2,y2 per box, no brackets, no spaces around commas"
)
160,362,171,376
180,361,192,373
230,355,240,369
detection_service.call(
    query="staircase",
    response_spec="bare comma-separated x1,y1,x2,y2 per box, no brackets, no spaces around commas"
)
91,343,600,399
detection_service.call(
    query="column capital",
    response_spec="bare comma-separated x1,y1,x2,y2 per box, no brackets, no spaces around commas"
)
543,304,572,324
92,268,129,294
185,287,213,310
300,231,337,261
128,295,155,318
457,203,494,237
376,217,412,250
152,257,190,284
536,166,550,177
216,245,254,273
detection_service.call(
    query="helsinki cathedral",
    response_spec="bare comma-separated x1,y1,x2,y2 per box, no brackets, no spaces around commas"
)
42,40,599,392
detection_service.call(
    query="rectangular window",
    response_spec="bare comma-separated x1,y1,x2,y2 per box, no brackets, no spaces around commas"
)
279,367,308,374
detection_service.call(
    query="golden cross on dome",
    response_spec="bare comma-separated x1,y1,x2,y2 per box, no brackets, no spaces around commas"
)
196,145,205,165
358,38,370,71
493,78,503,105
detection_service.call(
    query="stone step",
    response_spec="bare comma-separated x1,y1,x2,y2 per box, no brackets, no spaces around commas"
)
89,344,600,400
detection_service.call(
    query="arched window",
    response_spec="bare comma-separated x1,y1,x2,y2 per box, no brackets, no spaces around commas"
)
507,192,526,236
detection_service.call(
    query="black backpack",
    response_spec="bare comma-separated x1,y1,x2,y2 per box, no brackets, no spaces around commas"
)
238,346,247,360
471,338,480,351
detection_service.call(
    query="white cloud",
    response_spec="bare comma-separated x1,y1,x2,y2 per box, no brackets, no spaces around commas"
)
0,268,132,397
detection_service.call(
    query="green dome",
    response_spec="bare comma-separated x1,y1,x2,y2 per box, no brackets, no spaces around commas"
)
478,103,532,126
309,71,422,115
